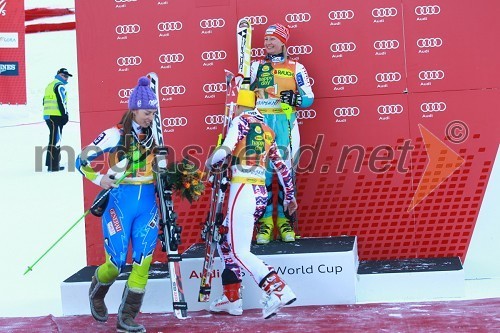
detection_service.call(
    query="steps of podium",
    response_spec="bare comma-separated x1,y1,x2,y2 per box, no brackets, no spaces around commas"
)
61,236,358,316
61,237,464,316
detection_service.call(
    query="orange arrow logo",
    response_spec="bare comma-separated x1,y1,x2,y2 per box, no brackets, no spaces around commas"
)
408,124,465,211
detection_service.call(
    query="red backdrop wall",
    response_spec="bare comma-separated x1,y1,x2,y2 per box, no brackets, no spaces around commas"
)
0,0,26,104
75,0,500,265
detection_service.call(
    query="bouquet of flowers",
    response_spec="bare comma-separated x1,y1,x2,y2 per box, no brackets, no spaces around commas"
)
166,157,205,204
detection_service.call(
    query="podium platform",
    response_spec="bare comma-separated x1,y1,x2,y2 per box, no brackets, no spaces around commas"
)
61,236,359,315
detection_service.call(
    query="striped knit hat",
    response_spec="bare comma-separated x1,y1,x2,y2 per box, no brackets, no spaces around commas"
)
265,23,290,44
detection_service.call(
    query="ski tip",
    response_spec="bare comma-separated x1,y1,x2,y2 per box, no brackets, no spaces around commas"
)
238,18,251,28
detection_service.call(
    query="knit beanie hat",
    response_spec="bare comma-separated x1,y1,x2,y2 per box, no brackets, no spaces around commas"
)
128,76,158,110
265,23,290,44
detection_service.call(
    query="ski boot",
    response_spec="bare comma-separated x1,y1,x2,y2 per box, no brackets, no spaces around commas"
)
256,216,274,245
209,282,243,316
277,217,295,242
259,272,296,319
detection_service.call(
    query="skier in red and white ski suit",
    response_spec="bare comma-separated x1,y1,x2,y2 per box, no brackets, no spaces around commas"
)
206,90,298,319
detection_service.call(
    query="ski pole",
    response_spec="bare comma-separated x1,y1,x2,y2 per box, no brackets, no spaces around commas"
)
23,170,132,275
281,102,299,237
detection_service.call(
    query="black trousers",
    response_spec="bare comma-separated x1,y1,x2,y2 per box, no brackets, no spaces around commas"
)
45,116,65,171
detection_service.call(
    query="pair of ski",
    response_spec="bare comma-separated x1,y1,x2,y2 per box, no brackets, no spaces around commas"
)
198,18,252,303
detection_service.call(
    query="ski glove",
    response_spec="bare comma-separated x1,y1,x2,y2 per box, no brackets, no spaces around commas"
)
280,90,302,107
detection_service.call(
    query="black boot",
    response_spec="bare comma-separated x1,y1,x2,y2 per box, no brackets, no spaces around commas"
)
117,285,146,333
89,270,112,322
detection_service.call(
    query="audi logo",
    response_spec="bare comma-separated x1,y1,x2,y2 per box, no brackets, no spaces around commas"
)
334,107,360,117
330,42,356,53
200,18,225,29
417,37,443,48
287,45,313,55
117,56,142,66
285,13,311,23
157,21,182,32
115,0,136,2
118,88,133,99
332,75,358,85
377,104,404,115
375,72,401,83
296,109,316,120
419,70,445,80
205,115,225,125
116,24,140,34
328,10,354,20
372,7,398,17
420,102,447,112
201,50,227,61
373,40,400,50
415,5,441,16
159,53,184,64
252,48,266,58
163,117,188,127
161,85,186,96
203,83,226,93
243,15,268,25
309,77,315,86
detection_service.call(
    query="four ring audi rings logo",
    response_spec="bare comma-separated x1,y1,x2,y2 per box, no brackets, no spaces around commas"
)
161,85,186,96
420,102,447,112
243,15,268,25
375,72,401,83
419,70,445,80
285,13,311,23
117,56,142,66
330,42,356,53
296,109,316,120
201,50,227,61
287,45,313,55
328,10,354,20
415,5,441,15
118,88,133,99
200,18,225,29
204,115,225,125
157,22,182,31
377,104,404,115
332,75,358,85
252,48,266,58
163,117,188,127
203,83,226,93
115,0,136,2
159,53,184,63
373,40,400,50
372,7,398,17
334,107,360,117
116,24,140,34
417,37,443,48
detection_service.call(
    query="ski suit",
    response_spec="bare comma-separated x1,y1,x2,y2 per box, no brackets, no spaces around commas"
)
249,54,314,221
76,122,158,290
208,110,295,284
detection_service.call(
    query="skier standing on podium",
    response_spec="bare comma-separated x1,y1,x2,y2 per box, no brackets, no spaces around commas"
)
205,89,298,319
250,23,315,244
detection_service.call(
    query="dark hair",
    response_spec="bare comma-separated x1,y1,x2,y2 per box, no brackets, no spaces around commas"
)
118,110,134,158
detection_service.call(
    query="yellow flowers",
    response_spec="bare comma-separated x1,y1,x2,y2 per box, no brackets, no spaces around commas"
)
166,158,205,204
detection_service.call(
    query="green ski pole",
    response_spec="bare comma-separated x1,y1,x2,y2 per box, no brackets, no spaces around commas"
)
23,170,132,275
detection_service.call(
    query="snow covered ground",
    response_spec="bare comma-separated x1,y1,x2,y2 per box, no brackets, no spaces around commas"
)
0,0,84,317
1,0,500,319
